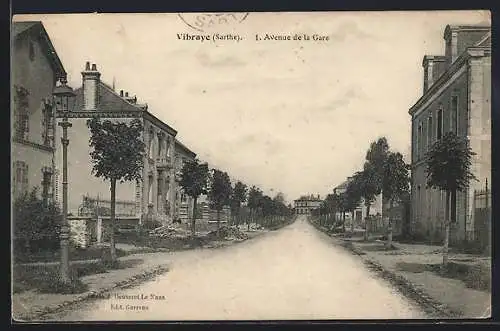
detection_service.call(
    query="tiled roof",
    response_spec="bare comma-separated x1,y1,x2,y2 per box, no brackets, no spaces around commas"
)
73,80,178,136
73,81,143,113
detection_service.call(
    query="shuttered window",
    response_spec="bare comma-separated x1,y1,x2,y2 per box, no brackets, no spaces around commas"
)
13,161,29,197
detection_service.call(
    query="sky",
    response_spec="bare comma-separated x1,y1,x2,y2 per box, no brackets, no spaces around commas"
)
14,11,490,203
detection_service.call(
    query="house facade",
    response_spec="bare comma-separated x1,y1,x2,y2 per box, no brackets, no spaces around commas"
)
333,178,384,226
173,139,197,223
409,24,491,244
11,21,67,204
294,194,322,215
54,61,196,226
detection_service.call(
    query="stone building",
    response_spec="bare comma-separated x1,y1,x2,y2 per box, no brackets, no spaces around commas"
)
11,21,66,204
54,61,196,227
409,24,491,244
294,194,322,215
173,139,197,223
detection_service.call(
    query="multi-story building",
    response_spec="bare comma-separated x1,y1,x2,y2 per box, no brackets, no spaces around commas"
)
173,139,197,223
294,194,322,215
54,61,196,226
409,24,491,244
11,21,67,204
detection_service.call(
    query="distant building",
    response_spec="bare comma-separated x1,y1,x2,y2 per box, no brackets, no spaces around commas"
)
11,21,67,204
333,178,383,225
409,24,491,244
294,194,321,215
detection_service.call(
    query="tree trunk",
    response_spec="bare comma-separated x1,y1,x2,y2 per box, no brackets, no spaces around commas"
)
364,202,371,241
217,209,221,236
109,178,117,263
190,196,197,238
442,191,451,268
248,209,251,231
387,200,393,249
342,212,346,232
351,211,355,233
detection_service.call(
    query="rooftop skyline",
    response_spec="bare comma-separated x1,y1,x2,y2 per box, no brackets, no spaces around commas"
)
13,11,490,202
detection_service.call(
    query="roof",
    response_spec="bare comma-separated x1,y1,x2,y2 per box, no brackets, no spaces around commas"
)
474,31,491,47
73,80,178,136
12,22,38,37
334,179,350,191
74,81,143,113
410,27,491,117
12,21,66,79
175,139,196,158
295,195,321,202
422,55,446,67
444,24,491,39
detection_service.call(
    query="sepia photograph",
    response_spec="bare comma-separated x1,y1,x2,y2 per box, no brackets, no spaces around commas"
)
10,10,491,321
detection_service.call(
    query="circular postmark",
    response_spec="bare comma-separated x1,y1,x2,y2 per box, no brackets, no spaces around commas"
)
178,13,249,32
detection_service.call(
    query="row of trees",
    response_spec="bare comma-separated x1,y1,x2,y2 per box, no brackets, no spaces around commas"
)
179,160,294,237
313,137,410,247
313,132,476,266
86,117,293,262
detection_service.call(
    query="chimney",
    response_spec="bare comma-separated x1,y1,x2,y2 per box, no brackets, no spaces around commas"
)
422,55,447,93
81,62,101,110
125,92,129,97
120,90,124,97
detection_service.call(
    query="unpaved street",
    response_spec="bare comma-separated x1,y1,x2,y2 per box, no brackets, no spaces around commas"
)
48,216,425,321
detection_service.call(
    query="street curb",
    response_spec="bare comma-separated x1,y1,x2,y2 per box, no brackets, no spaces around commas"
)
308,219,462,319
15,264,170,322
339,240,462,318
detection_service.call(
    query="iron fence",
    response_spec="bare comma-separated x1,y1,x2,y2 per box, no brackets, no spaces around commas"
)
473,180,491,254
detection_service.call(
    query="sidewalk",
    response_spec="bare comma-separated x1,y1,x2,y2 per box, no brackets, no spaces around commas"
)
12,252,170,321
12,228,270,321
340,236,491,318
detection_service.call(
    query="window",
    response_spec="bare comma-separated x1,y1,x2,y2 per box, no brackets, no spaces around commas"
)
417,185,421,219
29,41,35,61
437,109,443,140
428,115,433,147
41,168,52,205
166,138,171,157
157,178,162,196
417,123,423,159
42,102,53,146
451,191,457,223
415,124,419,160
13,161,29,197
14,86,30,141
148,128,154,157
422,121,427,152
451,96,459,134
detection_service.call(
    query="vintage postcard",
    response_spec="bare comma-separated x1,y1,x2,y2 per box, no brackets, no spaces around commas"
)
11,11,491,322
